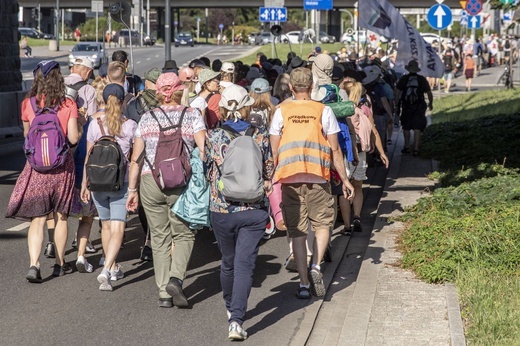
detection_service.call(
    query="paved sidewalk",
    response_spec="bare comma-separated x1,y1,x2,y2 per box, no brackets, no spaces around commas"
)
308,129,466,345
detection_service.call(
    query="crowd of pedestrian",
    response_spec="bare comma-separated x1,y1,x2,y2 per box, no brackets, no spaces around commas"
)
7,43,437,340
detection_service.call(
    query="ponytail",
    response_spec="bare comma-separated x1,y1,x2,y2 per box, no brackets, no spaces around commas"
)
104,95,123,136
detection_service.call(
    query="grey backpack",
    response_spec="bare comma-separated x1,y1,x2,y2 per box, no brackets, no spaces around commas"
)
217,125,264,204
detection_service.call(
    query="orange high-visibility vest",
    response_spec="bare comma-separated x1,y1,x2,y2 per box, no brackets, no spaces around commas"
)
274,100,331,182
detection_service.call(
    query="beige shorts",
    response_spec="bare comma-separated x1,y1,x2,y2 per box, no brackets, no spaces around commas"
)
281,183,334,238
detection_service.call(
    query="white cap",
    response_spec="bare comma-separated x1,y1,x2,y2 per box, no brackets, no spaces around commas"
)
221,62,235,73
73,57,94,69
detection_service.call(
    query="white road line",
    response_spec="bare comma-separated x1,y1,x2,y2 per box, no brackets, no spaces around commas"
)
7,222,31,232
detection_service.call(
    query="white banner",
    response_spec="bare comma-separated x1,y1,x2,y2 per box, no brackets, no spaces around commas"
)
359,0,444,78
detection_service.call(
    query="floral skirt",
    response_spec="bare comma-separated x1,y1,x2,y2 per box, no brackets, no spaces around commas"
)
6,153,75,220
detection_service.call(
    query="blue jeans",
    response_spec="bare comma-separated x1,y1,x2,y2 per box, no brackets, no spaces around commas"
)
91,182,128,222
211,209,269,325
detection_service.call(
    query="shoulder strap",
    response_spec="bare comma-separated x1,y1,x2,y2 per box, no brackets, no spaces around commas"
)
150,107,187,131
220,124,241,137
244,125,256,137
205,92,215,103
96,117,107,136
69,80,88,91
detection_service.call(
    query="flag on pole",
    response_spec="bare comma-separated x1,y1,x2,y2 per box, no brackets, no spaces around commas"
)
358,0,444,78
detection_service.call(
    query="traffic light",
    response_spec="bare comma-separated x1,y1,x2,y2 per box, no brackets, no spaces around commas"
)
31,8,37,20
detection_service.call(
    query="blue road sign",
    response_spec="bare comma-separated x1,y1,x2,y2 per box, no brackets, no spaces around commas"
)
427,4,453,30
219,23,224,30
460,17,468,26
259,7,288,22
467,15,481,29
304,0,333,11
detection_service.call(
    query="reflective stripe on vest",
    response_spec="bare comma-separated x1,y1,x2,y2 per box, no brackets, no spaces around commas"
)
274,101,331,181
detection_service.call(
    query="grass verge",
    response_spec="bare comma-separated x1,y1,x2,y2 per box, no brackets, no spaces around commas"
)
398,89,520,344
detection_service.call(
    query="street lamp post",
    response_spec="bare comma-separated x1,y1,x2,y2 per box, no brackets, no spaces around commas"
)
55,0,60,51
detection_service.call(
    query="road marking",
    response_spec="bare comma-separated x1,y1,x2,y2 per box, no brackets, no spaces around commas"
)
7,222,31,232
146,58,151,60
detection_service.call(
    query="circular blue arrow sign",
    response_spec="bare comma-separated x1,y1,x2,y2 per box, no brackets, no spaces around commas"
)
427,4,453,31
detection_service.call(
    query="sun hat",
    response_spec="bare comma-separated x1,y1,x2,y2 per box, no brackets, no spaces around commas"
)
162,60,178,71
332,65,344,82
221,62,235,73
155,72,186,102
246,67,262,83
405,60,421,73
219,84,255,121
311,53,334,74
144,68,161,83
198,69,221,86
73,57,94,70
250,78,272,93
362,65,381,85
179,67,195,82
290,67,313,89
33,60,60,77
343,69,364,83
102,83,125,103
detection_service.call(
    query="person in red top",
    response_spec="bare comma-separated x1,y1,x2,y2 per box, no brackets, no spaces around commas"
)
6,60,81,283
75,27,81,42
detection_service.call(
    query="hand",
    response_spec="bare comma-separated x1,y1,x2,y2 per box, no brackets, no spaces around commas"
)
428,103,433,111
380,153,390,169
342,182,355,201
80,185,90,204
264,180,273,197
126,191,139,212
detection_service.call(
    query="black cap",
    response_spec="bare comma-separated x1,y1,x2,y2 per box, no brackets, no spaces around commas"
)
162,60,178,71
189,59,206,68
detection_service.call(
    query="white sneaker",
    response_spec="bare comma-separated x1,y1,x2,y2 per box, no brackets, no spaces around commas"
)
85,240,97,253
110,264,124,281
228,322,247,340
97,269,112,291
76,256,93,273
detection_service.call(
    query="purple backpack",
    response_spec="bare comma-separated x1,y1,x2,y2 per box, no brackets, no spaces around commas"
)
23,97,69,172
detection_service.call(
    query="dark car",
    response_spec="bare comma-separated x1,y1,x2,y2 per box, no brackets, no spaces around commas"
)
19,27,41,39
116,29,140,46
175,32,194,47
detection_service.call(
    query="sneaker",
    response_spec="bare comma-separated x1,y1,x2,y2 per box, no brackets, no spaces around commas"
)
110,264,124,281
342,227,353,236
85,240,97,253
228,321,248,341
97,269,112,291
99,256,105,266
52,263,72,277
284,254,297,272
76,256,93,273
43,242,56,258
309,269,326,298
165,277,189,308
353,218,362,233
71,237,78,249
26,266,42,283
296,286,311,299
140,245,153,262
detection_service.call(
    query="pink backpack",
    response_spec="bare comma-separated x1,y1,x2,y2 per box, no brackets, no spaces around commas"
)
350,106,373,152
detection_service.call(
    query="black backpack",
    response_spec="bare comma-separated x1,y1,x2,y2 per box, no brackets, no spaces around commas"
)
403,75,421,105
85,118,127,192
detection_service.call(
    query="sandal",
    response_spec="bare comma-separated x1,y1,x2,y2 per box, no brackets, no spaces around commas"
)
342,227,352,236
401,147,411,154
296,286,311,299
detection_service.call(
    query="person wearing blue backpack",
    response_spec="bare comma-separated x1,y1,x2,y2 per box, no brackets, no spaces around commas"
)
6,60,81,282
204,84,274,341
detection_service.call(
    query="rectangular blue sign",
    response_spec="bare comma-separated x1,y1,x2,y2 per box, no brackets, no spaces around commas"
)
304,0,333,11
259,7,288,22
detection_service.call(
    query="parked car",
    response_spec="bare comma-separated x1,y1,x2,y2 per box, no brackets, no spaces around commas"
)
68,42,108,69
175,32,194,47
255,32,273,45
116,29,140,46
319,31,336,43
19,27,53,39
282,31,302,44
420,33,443,45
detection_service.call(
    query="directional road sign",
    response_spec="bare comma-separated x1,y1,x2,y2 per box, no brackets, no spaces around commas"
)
465,0,483,16
304,0,333,11
259,7,287,22
460,17,468,26
467,15,481,29
427,4,453,30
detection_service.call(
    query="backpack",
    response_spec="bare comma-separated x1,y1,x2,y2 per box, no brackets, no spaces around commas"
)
23,97,69,173
319,84,355,118
146,107,192,190
216,125,264,204
85,117,127,192
403,75,421,105
443,53,453,72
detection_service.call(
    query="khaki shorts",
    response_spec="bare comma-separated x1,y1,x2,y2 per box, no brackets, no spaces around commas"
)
281,183,334,238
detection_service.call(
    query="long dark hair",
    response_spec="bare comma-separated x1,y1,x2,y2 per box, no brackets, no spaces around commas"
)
26,68,66,108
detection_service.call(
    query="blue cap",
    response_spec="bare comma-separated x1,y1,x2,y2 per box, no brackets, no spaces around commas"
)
33,60,60,77
315,46,322,53
102,83,125,103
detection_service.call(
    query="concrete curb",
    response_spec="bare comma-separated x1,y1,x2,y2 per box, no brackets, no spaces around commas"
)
446,283,467,346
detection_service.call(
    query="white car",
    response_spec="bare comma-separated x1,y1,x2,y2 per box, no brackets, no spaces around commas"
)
341,30,367,44
420,33,443,45
68,42,107,68
282,31,302,44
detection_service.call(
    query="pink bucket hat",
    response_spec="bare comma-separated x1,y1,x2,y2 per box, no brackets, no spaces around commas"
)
156,72,186,102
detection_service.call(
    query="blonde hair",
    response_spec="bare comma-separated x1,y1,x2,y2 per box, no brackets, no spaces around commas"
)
249,90,275,125
105,95,123,137
342,80,363,105
92,76,108,107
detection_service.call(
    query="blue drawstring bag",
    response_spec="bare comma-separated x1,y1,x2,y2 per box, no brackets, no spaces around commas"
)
171,147,211,229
